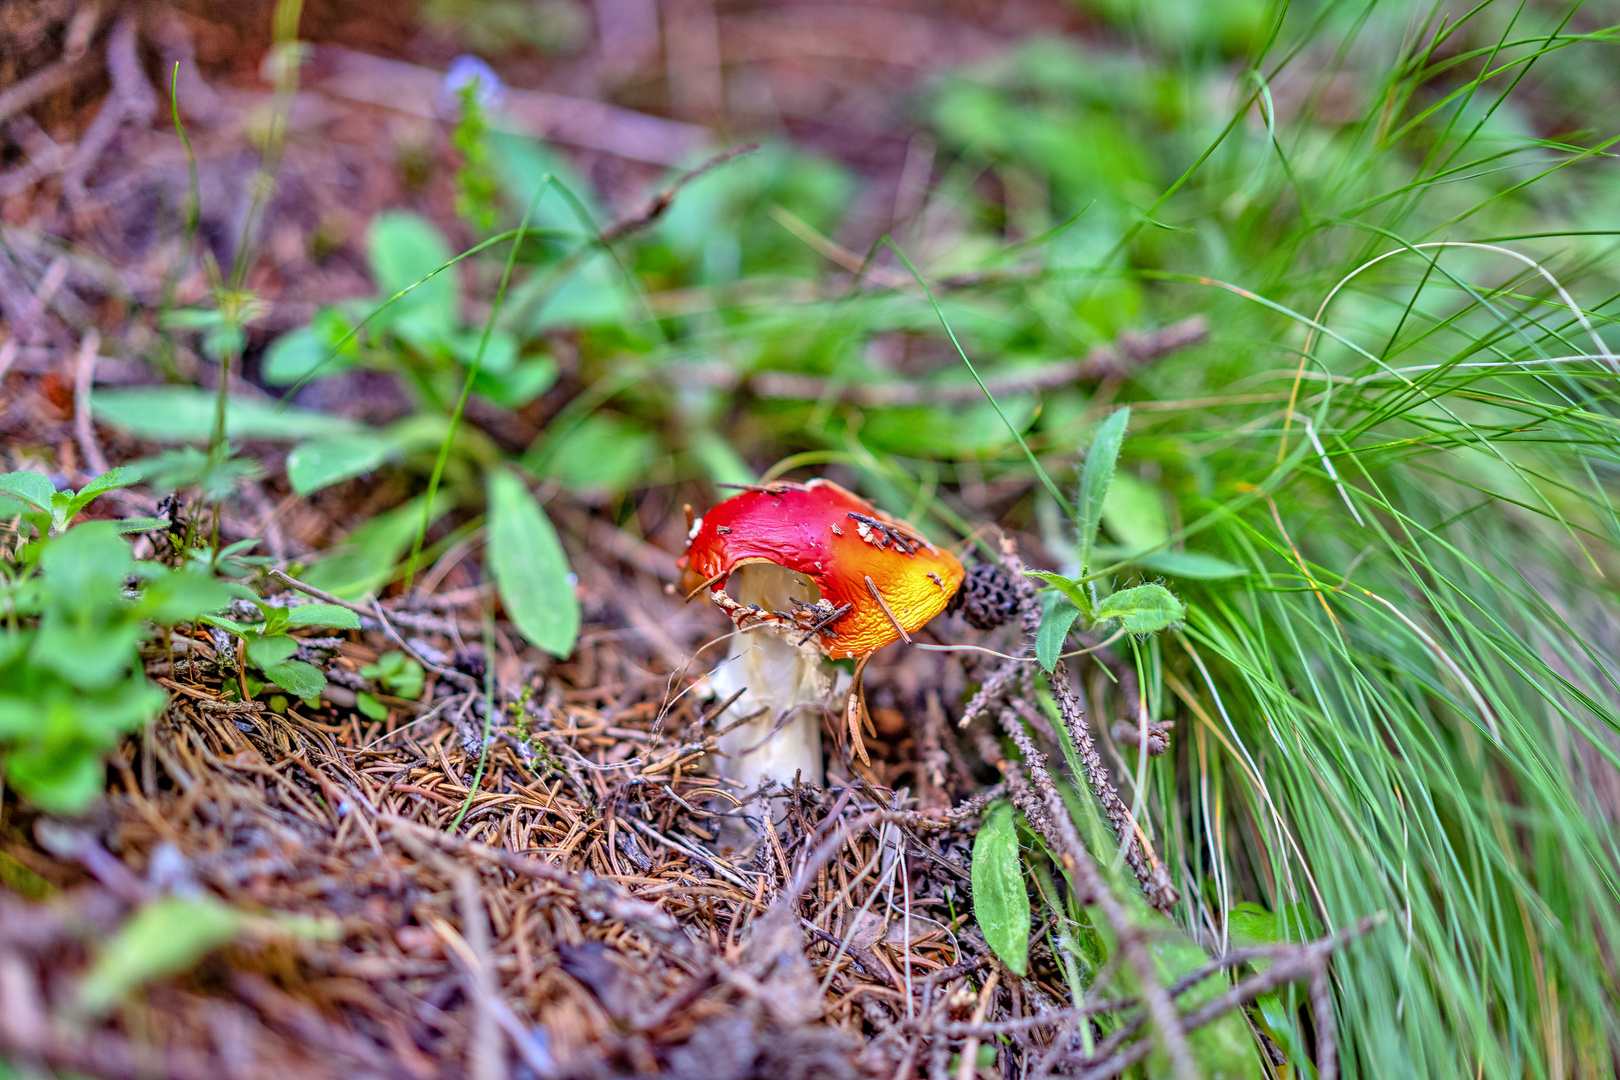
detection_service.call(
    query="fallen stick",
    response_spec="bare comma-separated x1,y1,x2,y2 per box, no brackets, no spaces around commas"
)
751,317,1209,406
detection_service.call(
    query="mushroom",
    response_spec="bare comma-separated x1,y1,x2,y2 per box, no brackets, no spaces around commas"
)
678,479,965,819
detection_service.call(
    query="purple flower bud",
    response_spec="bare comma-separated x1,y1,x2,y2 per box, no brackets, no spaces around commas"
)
440,55,506,114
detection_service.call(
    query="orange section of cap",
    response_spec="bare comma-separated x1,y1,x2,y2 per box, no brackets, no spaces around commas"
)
679,479,965,658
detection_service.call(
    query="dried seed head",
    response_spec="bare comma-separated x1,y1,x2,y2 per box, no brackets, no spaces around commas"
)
948,561,1020,630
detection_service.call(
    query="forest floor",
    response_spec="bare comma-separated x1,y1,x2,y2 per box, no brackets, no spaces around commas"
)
0,3,1196,1079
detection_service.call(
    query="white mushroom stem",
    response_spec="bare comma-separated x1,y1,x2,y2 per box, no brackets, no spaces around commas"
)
705,563,830,814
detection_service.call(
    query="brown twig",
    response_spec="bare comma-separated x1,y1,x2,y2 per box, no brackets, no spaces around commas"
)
63,14,157,205
74,329,108,475
1025,756,1200,1080
379,814,705,965
393,828,508,1080
0,52,99,127
752,317,1208,405
599,142,761,244
1047,659,1177,911
1071,917,1379,1080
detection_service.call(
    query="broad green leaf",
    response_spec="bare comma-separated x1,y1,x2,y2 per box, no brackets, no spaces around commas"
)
94,388,358,443
356,692,389,720
114,517,170,534
78,897,243,1015
1101,472,1169,551
300,493,452,598
41,465,145,532
688,428,756,488
971,800,1029,976
30,620,143,690
528,252,631,330
69,466,142,514
1096,547,1247,580
368,210,458,328
246,635,298,669
486,467,579,657
1036,593,1081,673
1026,570,1091,616
0,677,164,812
198,614,256,636
281,604,362,630
262,659,326,700
362,651,424,699
132,446,263,499
445,326,519,374
261,309,361,386
1227,901,1323,953
1076,408,1129,574
473,355,557,409
1094,583,1185,635
0,470,55,511
286,434,398,496
536,413,658,497
136,567,233,625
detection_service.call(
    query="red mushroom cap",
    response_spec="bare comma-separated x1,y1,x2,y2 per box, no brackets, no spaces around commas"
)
678,479,965,659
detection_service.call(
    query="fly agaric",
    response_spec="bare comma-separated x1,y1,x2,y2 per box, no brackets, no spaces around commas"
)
678,479,965,807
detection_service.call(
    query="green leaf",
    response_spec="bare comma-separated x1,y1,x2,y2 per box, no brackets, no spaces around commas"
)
198,614,256,636
262,659,326,700
1227,901,1323,952
971,800,1029,976
261,309,361,386
534,413,658,497
136,566,233,625
298,491,454,600
281,604,362,630
78,896,243,1015
1076,407,1129,574
1025,570,1091,616
1036,593,1081,673
1101,472,1169,552
486,467,579,657
688,428,756,488
114,517,170,534
94,388,358,443
286,434,398,496
362,651,424,699
132,446,263,500
0,680,165,812
527,253,630,331
472,355,557,409
368,210,458,328
67,466,142,517
1094,583,1186,635
0,470,56,511
1132,550,1246,580
356,691,389,721
246,635,298,669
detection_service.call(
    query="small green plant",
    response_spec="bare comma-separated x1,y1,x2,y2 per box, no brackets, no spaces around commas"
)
450,78,502,233
357,650,425,719
0,467,153,537
200,601,360,702
1025,407,1189,671
0,470,232,812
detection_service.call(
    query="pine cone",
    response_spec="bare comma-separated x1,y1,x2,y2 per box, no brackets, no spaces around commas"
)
948,561,1019,630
